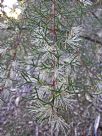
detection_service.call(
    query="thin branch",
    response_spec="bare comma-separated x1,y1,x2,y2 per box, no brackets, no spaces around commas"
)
80,35,102,45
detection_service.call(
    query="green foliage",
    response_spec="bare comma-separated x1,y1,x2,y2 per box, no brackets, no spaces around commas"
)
0,0,102,135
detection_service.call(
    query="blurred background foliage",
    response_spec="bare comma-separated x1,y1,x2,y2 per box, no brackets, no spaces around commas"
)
0,0,102,135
